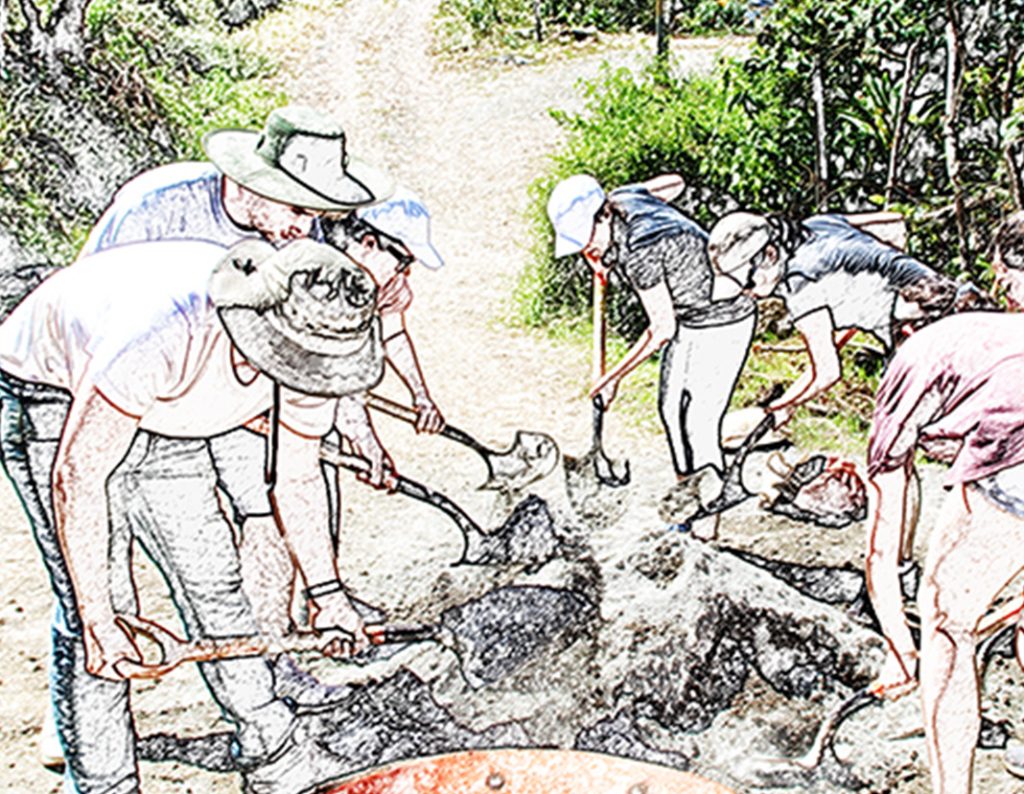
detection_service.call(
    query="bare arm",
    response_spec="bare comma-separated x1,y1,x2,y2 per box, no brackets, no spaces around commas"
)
383,316,444,433
334,394,394,487
864,464,918,693
53,387,144,679
270,422,366,644
767,309,846,422
591,280,676,406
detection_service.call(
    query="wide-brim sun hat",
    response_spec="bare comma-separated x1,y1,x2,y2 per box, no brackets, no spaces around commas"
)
203,105,395,212
547,174,606,258
211,238,384,397
356,186,444,269
707,211,773,275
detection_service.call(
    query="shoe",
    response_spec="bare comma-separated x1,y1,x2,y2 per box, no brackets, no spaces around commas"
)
38,706,65,773
273,655,351,709
242,714,353,794
1005,740,1024,779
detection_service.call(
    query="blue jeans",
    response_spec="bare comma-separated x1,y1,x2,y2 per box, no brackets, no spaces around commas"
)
0,371,294,793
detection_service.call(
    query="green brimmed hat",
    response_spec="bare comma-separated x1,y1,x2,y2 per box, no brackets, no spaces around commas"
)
203,105,395,211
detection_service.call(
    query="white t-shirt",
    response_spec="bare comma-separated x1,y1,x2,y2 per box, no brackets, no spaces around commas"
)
0,240,336,438
81,162,260,254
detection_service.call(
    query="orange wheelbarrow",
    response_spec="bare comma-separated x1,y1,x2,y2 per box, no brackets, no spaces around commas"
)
316,748,734,793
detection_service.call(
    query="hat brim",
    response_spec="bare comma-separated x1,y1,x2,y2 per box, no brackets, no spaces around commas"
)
554,234,586,258
204,130,395,212
219,307,384,397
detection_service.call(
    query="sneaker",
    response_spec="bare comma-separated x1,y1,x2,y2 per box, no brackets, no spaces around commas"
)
242,714,353,794
38,706,65,773
1005,740,1024,779
273,655,351,709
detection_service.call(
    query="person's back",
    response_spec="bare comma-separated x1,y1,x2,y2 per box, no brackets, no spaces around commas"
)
82,162,257,254
868,311,1024,485
782,214,951,347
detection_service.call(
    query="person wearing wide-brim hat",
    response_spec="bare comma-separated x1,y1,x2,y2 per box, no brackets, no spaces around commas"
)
80,103,399,550
0,236,395,793
20,105,402,772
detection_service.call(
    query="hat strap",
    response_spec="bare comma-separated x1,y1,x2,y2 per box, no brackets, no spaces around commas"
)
265,381,281,487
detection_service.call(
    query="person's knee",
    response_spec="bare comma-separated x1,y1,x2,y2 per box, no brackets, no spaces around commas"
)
919,579,976,651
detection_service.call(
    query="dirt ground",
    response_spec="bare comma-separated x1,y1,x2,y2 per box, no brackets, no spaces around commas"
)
1,0,1023,791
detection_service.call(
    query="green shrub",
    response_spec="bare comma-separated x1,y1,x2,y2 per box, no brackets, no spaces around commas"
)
520,59,814,338
0,0,284,264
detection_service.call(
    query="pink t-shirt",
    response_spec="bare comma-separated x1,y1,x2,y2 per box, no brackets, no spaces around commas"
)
868,312,1024,485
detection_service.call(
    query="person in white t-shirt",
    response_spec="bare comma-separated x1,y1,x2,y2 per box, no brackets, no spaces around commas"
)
33,108,435,746
0,236,391,793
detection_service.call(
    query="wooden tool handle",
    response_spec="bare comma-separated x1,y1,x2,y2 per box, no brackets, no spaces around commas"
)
366,393,420,423
592,271,607,383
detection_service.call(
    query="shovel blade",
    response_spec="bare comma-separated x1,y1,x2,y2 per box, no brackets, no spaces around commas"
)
564,451,630,527
478,431,560,492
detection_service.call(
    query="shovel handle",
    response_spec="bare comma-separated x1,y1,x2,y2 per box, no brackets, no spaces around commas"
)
111,615,439,680
319,437,485,560
592,272,607,382
366,393,494,458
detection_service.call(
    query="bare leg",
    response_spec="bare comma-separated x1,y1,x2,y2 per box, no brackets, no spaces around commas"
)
918,486,1024,794
865,465,917,694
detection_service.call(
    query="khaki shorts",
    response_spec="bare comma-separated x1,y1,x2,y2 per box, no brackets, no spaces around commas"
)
972,461,1024,519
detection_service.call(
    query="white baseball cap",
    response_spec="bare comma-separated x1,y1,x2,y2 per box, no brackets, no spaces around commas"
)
357,186,444,269
547,174,606,258
707,211,772,275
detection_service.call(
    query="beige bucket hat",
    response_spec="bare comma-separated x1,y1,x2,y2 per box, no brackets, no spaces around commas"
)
211,238,384,396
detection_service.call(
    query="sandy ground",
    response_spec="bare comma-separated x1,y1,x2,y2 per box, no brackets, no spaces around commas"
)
1,0,1023,791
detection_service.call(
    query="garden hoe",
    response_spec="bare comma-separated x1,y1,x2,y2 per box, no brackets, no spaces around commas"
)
564,270,631,524
366,393,559,494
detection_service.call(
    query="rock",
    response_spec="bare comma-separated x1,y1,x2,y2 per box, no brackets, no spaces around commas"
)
463,495,578,570
137,521,943,792
440,584,597,688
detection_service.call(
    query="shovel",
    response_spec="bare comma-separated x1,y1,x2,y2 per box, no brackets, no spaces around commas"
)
659,412,776,525
564,272,631,523
318,437,485,564
111,614,437,680
365,393,559,493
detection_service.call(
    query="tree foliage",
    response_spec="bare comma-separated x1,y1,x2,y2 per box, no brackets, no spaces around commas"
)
521,0,1024,332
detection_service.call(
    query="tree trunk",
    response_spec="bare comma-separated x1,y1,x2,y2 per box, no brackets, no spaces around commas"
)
1002,46,1023,211
811,56,829,210
655,0,667,60
532,0,542,43
884,41,920,208
1,0,8,74
21,0,90,70
943,1,970,268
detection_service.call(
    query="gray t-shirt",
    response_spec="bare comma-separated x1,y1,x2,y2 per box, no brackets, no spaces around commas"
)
780,214,948,348
609,187,755,329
